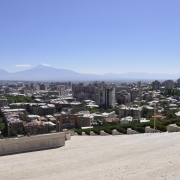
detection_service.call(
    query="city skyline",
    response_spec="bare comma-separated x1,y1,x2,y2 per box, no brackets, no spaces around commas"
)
1,1,180,74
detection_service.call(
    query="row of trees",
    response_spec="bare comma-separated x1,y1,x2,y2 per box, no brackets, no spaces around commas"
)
162,89,180,96
6,95,35,104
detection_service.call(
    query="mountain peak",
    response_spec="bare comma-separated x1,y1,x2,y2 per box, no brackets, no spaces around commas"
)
40,63,51,67
0,69,9,73
34,63,52,68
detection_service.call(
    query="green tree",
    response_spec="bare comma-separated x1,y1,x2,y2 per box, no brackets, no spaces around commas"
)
11,130,17,136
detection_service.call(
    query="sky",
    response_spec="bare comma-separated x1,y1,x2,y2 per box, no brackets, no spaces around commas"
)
0,0,180,75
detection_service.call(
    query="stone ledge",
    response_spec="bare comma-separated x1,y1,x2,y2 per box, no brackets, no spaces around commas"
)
127,128,139,135
168,124,180,132
0,132,65,156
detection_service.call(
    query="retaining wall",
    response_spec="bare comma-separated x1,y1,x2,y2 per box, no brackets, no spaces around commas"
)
0,132,65,156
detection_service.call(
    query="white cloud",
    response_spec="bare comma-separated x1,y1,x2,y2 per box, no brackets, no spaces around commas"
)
41,63,50,67
15,64,32,68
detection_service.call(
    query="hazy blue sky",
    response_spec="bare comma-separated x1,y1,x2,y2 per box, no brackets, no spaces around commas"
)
0,0,180,74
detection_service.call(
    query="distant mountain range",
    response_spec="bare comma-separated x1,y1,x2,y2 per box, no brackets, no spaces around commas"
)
0,64,179,81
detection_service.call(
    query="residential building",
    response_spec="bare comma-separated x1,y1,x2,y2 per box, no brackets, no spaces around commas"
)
55,112,93,131
5,115,23,136
163,80,174,90
0,98,8,107
48,91,60,96
137,81,141,89
29,103,56,116
55,114,76,131
152,80,160,91
40,83,48,90
116,90,131,105
98,86,115,108
57,85,66,96
119,105,142,119
24,121,49,135
177,78,180,88
130,88,139,102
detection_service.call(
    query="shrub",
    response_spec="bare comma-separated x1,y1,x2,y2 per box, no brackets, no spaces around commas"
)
176,122,180,127
156,125,167,132
135,127,145,133
139,122,150,128
84,129,90,135
121,124,131,130
161,120,172,126
92,129,100,135
75,129,82,135
11,130,17,136
103,128,112,135
116,127,127,134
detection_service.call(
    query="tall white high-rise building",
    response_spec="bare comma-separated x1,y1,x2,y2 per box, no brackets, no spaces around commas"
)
98,86,115,108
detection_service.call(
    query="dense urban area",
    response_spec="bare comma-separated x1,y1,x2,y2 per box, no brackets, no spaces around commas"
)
0,79,180,138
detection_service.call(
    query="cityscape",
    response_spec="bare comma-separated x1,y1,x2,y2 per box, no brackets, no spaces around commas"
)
1,0,180,179
1,78,180,137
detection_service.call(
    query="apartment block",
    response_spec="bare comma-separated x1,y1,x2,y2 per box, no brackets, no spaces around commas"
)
55,113,92,131
130,88,139,102
5,115,24,136
119,105,142,120
24,121,49,135
152,80,160,91
163,80,174,90
29,103,56,116
98,86,115,108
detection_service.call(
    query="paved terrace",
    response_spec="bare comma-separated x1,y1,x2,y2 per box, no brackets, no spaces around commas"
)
1,133,180,180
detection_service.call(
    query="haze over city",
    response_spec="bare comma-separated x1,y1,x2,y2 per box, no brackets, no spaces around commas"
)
1,0,180,75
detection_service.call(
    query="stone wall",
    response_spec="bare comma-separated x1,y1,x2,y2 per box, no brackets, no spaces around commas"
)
127,128,139,135
168,124,180,132
0,132,65,156
112,129,123,135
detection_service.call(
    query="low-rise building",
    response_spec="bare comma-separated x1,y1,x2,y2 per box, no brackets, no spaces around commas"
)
29,103,56,116
55,112,93,131
119,105,142,119
0,98,8,107
24,121,48,135
5,115,23,136
55,114,76,131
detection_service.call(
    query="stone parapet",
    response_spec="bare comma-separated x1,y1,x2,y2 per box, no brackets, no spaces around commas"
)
100,130,109,136
62,129,75,136
145,126,161,133
90,131,97,136
127,128,139,135
0,132,65,156
112,129,123,135
168,124,180,132
82,132,86,136
65,133,71,140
